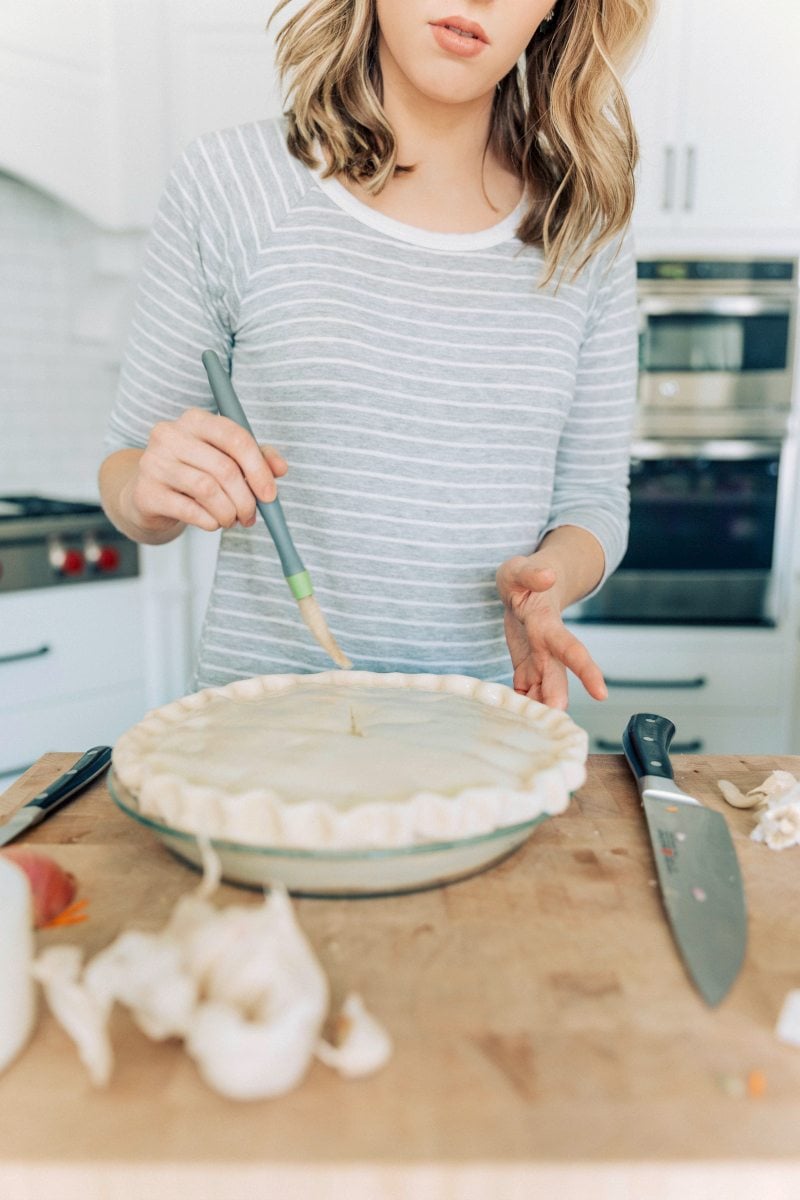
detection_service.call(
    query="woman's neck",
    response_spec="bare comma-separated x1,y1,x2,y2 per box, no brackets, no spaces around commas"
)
336,34,523,234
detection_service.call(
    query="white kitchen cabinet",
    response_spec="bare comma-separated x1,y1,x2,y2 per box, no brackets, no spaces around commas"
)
0,580,148,782
565,623,793,754
626,0,800,239
0,1,167,229
0,0,281,231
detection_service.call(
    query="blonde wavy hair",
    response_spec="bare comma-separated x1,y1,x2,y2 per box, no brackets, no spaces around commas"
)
270,0,653,282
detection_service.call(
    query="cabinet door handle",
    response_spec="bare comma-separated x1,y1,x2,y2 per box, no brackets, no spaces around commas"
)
683,144,696,210
662,145,676,210
605,676,707,690
0,644,51,666
594,737,704,754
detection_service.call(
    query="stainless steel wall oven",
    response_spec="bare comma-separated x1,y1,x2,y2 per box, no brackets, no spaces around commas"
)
571,258,798,626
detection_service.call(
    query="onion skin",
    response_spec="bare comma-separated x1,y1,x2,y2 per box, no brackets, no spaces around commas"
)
0,849,77,928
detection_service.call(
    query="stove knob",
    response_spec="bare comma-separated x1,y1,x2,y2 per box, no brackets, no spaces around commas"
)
84,538,120,573
96,545,120,572
63,550,85,576
49,540,85,576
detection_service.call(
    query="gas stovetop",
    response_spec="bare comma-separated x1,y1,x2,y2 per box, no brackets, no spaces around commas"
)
0,495,105,522
0,495,108,520
0,495,139,592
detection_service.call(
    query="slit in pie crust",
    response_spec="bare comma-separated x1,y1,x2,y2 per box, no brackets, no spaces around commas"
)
112,671,588,850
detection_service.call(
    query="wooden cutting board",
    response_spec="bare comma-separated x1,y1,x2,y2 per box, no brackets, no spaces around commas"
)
2,752,800,1200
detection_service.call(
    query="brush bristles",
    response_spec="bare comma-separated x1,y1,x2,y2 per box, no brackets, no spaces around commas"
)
297,595,352,669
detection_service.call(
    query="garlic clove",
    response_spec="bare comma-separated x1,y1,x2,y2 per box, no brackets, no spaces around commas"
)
185,994,326,1100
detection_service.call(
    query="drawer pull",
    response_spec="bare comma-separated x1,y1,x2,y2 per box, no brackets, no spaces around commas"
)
595,738,704,754
605,676,707,691
0,761,36,781
0,644,51,666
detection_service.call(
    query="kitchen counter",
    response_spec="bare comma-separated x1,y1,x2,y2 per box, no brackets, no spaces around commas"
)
2,751,800,1200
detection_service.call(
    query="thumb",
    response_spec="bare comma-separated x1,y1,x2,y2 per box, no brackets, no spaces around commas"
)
511,560,557,594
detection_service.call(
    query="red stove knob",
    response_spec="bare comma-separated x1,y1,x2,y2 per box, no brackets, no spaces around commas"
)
96,545,120,572
84,537,120,573
62,548,85,576
49,541,85,576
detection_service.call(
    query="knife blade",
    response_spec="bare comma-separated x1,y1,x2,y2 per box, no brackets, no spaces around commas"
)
0,746,112,847
622,713,746,1006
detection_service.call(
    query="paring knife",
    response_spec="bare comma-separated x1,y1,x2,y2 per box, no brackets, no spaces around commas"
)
622,713,746,1006
0,746,112,847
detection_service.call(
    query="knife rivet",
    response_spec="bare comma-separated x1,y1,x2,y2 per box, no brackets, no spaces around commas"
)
650,760,662,767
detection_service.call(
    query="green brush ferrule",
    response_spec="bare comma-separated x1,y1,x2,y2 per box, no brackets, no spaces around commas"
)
286,570,313,601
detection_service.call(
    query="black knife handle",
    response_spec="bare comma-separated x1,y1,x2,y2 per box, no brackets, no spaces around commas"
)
622,714,676,783
29,746,112,814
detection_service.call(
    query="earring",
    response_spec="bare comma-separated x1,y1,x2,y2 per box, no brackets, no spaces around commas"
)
539,8,556,31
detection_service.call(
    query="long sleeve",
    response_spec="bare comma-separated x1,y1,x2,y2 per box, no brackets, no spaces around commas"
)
105,139,241,453
539,230,638,592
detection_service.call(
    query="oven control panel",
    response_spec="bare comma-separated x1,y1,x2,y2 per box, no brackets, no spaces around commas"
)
0,527,139,593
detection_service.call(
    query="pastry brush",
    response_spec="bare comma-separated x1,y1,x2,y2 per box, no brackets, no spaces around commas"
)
201,349,351,670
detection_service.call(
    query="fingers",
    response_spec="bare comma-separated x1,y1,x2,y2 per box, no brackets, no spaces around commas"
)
176,409,280,503
260,445,289,479
131,479,225,533
504,607,607,708
135,409,289,533
552,631,607,701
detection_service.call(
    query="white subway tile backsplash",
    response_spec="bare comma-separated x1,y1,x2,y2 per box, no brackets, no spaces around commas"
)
0,168,143,500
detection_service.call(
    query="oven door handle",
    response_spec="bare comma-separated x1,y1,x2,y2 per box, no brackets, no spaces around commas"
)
0,644,51,666
605,676,707,691
639,296,791,318
630,438,783,462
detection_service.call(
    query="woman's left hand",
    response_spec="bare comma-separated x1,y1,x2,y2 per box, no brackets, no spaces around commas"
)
496,554,608,709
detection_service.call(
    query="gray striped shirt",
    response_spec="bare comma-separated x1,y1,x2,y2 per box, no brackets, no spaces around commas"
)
106,118,637,690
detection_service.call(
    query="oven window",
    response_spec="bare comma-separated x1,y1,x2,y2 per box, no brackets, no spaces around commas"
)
640,313,789,372
622,457,779,571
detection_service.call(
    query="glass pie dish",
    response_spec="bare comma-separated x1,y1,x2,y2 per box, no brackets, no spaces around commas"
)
108,769,551,898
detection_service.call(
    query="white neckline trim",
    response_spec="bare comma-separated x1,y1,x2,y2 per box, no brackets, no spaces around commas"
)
309,165,526,251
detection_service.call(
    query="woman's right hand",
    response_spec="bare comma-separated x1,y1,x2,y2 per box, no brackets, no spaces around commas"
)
123,407,288,534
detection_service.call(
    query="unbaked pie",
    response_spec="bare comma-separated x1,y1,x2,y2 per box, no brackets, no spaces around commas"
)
112,671,588,850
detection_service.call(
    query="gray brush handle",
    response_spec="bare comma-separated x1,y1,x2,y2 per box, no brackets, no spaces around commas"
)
201,350,306,581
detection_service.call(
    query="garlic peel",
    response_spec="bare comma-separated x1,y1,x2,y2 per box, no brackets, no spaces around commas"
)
33,859,386,1099
31,945,113,1087
718,770,800,851
316,993,393,1079
717,779,766,810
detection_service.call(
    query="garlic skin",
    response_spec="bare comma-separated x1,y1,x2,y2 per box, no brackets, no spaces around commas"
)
31,945,112,1087
31,858,386,1100
316,993,393,1079
181,887,329,1100
719,771,800,851
717,779,766,810
86,932,198,1041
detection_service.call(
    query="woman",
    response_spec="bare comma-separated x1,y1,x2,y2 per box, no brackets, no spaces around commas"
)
99,0,652,708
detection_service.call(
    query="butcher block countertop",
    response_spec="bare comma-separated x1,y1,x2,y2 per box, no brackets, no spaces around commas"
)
2,751,800,1200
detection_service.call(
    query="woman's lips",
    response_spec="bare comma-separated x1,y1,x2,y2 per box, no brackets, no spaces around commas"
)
430,17,489,58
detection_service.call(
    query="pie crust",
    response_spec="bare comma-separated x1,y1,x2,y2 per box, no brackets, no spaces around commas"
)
112,671,588,850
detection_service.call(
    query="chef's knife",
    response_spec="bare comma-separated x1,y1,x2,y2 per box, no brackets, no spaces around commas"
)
0,746,112,847
622,714,746,1006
